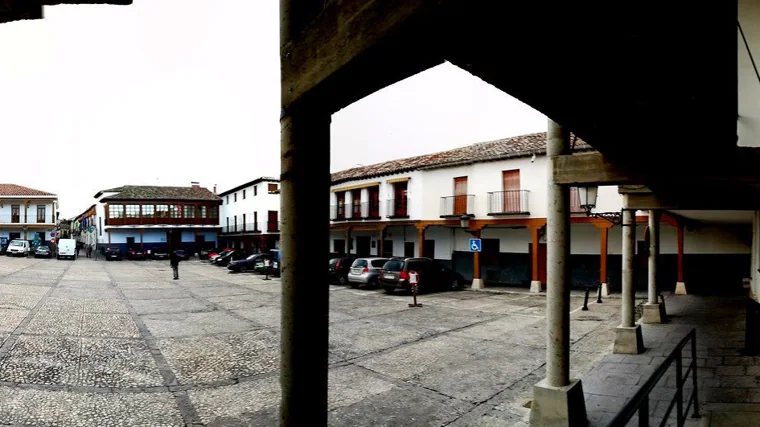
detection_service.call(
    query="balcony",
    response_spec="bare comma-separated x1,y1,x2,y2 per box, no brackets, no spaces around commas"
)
487,190,530,215
0,215,53,225
105,216,220,226
385,198,409,219
221,221,279,234
440,195,475,218
363,200,381,219
330,204,347,221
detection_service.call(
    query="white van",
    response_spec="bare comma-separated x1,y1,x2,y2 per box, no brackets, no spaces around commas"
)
57,239,77,260
7,240,30,257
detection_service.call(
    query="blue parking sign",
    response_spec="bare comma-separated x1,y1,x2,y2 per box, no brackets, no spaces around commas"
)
469,238,482,252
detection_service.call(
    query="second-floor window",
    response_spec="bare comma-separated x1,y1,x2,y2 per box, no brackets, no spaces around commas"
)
243,189,246,199
391,182,408,217
336,192,346,219
125,205,140,218
351,189,361,218
226,195,229,204
199,206,207,218
156,205,169,218
210,206,218,219
268,183,278,193
169,205,181,218
36,206,46,223
142,205,155,218
234,193,237,202
268,211,278,232
108,204,124,219
234,216,238,232
254,212,258,230
254,185,258,196
184,205,195,219
11,205,19,223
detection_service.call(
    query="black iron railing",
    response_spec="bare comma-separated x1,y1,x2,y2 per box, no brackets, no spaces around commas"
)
607,328,699,427
220,222,279,234
440,195,475,217
487,190,529,215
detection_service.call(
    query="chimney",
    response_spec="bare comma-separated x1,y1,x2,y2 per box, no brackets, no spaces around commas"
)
213,184,217,194
191,181,200,189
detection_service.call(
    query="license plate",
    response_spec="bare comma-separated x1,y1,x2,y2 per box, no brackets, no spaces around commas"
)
384,274,394,279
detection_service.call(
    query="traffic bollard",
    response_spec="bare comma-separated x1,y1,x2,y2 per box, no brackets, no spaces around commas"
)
582,287,590,311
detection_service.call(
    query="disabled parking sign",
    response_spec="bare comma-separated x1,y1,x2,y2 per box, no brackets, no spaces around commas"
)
469,238,482,252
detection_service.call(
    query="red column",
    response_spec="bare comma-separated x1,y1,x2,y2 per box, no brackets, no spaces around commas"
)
416,226,425,257
530,226,540,282
599,226,609,284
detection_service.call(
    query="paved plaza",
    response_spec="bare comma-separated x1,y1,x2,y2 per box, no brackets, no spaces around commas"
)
0,255,635,426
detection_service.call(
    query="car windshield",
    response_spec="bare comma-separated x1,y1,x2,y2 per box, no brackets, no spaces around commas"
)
383,260,404,271
10,241,23,246
371,259,388,267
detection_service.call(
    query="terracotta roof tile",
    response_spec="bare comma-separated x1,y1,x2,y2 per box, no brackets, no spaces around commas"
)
331,132,591,184
0,184,56,197
98,185,220,202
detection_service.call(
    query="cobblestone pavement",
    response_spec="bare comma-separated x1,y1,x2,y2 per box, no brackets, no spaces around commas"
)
0,256,634,426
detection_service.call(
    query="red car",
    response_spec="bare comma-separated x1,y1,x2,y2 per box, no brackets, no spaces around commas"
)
208,248,234,261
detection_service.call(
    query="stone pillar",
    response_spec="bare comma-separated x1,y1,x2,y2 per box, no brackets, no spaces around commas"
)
675,221,687,294
471,229,484,290
614,202,645,354
596,224,610,297
378,226,385,257
752,212,760,300
529,225,542,293
279,104,331,427
642,210,666,323
530,120,586,427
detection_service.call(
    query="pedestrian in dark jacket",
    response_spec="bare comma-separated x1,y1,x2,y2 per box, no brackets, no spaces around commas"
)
170,250,181,280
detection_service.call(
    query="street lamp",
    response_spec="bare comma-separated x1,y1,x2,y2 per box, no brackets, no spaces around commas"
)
459,214,471,230
577,185,623,225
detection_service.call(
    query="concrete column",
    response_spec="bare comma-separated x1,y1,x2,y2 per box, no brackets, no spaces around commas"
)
417,226,425,257
530,120,586,426
752,211,760,300
614,202,645,354
642,210,666,323
471,229,484,290
675,222,687,294
530,225,542,293
279,105,331,427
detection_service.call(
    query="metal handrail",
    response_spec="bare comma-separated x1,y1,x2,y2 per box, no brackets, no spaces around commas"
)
606,328,700,427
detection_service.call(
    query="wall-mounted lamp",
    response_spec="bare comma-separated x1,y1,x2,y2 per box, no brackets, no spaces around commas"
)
577,185,623,225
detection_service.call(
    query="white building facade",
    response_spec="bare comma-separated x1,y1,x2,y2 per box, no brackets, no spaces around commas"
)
330,133,750,294
218,177,281,252
0,184,58,247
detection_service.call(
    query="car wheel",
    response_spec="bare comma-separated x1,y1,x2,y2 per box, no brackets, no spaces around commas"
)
451,278,463,291
383,286,394,295
338,276,347,286
240,266,247,273
368,278,379,289
349,281,358,289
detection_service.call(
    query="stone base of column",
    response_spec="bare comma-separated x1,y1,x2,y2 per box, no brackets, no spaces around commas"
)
601,283,610,297
613,325,645,354
530,378,587,427
471,278,485,290
641,302,667,324
530,280,542,293
675,281,687,295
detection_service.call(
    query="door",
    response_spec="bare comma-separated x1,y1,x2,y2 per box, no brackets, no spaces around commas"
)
454,177,468,215
336,192,346,219
169,230,182,252
126,237,135,250
368,187,380,218
333,239,346,255
382,240,393,258
267,211,279,232
356,236,371,257
423,240,436,259
8,232,20,241
351,189,362,219
502,170,521,212
404,242,415,258
393,182,408,217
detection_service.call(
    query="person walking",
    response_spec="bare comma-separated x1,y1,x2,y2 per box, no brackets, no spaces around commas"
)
86,245,92,258
76,244,81,258
170,250,181,280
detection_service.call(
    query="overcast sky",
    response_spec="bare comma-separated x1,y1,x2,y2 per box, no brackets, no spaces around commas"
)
0,0,545,217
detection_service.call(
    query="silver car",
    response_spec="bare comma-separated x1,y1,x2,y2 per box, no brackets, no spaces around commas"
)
347,258,389,289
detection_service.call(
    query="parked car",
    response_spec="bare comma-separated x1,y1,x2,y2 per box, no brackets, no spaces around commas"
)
328,256,356,285
208,248,234,261
227,253,267,273
6,239,30,257
347,257,389,289
34,245,52,258
150,247,169,260
213,250,248,267
379,257,464,294
175,249,191,261
105,247,123,261
126,248,146,260
199,247,215,260
0,244,7,255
